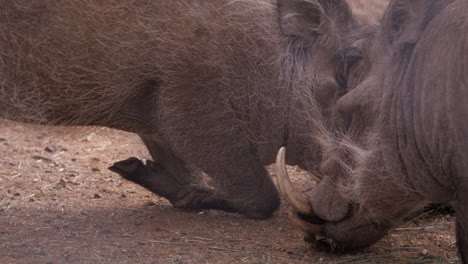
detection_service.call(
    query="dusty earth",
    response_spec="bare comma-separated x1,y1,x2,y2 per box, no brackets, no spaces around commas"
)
0,120,460,264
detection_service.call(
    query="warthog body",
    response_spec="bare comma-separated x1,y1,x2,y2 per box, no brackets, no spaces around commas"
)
277,0,468,261
0,0,383,219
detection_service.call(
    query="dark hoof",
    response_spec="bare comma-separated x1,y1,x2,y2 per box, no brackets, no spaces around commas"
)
110,158,222,211
109,157,197,204
109,157,148,182
109,158,278,219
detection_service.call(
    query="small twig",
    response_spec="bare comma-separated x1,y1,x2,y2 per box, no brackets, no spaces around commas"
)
208,247,240,252
114,233,134,237
32,155,55,163
1,175,12,181
395,226,436,231
193,236,213,241
185,240,208,244
148,240,197,245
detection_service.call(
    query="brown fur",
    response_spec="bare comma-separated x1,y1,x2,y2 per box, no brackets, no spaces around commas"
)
0,0,383,219
287,0,468,260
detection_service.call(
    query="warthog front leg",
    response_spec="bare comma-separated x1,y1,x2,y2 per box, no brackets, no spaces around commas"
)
109,157,236,212
455,181,468,263
456,210,467,263
110,137,280,219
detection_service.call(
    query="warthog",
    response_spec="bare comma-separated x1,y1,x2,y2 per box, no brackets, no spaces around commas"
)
0,0,383,219
277,0,468,261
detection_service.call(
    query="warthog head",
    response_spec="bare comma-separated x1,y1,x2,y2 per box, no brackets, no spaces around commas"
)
277,0,468,260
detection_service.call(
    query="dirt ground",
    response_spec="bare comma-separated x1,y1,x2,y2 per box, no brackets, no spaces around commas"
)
0,120,461,264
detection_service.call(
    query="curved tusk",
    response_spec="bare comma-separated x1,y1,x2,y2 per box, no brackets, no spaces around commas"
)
275,147,314,215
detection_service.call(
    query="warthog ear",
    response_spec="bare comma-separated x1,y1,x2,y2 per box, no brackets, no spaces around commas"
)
381,0,441,47
277,0,321,41
277,0,353,45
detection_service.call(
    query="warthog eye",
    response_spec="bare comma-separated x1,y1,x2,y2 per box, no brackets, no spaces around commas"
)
332,47,365,132
333,47,364,96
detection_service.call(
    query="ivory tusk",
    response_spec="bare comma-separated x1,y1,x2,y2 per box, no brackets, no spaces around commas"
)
275,147,314,215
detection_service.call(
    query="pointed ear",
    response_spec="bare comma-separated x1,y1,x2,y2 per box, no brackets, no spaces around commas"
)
277,0,321,41
381,0,433,47
277,0,353,44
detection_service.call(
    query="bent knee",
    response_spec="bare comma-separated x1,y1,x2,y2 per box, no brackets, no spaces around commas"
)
241,192,280,220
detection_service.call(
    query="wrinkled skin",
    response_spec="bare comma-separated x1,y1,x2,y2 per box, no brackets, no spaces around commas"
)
0,0,380,219
280,0,468,261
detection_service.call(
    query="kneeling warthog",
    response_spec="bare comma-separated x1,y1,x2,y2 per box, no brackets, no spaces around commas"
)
278,0,468,261
0,0,382,219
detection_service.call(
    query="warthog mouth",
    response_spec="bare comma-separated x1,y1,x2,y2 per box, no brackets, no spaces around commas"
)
275,147,391,251
287,211,341,251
